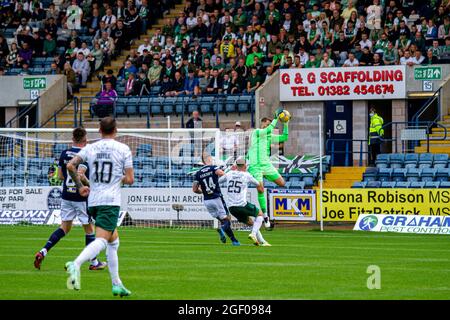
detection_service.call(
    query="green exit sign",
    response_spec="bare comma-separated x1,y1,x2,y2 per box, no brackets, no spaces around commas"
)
414,66,442,80
23,77,47,90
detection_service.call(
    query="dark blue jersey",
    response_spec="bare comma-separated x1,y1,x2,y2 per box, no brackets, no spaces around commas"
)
194,165,222,200
58,147,88,202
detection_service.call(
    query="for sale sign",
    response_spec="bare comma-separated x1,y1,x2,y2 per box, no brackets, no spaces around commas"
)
279,66,406,101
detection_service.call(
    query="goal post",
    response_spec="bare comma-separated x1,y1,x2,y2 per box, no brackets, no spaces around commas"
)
0,127,233,228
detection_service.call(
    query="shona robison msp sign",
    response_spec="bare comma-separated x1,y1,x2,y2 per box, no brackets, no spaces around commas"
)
279,66,406,101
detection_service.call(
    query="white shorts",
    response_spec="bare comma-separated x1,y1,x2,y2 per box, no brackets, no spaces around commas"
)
204,197,228,220
60,200,90,225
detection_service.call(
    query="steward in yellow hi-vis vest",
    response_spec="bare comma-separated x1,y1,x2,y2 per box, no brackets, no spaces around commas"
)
368,107,384,166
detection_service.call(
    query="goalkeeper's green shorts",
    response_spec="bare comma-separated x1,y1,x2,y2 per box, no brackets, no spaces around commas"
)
248,163,281,183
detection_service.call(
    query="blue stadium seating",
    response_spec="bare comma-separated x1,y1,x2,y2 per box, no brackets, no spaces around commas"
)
366,181,381,188
421,168,436,181
410,181,425,188
406,167,421,182
424,181,440,188
375,154,389,168
395,181,410,188
436,168,450,182
389,154,404,168
434,154,448,168
419,153,433,168
404,153,418,168
392,168,406,182
378,168,392,182
351,181,366,188
381,181,396,188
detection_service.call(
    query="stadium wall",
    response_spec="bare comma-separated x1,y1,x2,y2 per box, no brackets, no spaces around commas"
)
0,75,67,127
256,65,450,163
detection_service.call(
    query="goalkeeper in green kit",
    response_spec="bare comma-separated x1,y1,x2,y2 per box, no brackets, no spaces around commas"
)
247,108,289,228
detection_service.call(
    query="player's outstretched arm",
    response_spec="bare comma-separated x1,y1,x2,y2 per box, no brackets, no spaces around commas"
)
272,121,289,143
122,167,134,185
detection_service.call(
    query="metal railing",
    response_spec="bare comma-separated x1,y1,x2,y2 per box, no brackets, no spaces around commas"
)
412,87,442,125
40,97,79,128
326,121,448,166
326,139,368,167
77,93,256,129
5,96,40,128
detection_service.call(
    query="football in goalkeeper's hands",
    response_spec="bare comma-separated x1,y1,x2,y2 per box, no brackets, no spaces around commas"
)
278,110,291,123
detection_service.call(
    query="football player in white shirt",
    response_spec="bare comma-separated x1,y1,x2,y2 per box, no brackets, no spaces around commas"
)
65,117,134,297
220,157,271,246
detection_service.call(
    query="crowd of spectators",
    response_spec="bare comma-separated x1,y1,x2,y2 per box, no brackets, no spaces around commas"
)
0,0,172,93
1,0,450,99
103,0,450,98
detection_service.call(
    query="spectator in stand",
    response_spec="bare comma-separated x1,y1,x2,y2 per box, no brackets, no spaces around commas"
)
159,73,173,96
63,61,76,97
165,71,185,96
17,42,33,66
424,49,439,65
19,62,31,75
148,56,163,86
42,33,56,57
100,69,117,90
343,52,359,67
66,0,83,30
47,62,61,75
72,52,90,87
135,71,151,96
183,69,200,95
246,67,261,93
6,43,19,68
95,81,117,118
124,72,137,96
206,68,223,94
320,52,336,67
410,50,425,65
91,42,104,71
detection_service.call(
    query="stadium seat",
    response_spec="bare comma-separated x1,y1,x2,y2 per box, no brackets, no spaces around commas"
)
126,97,140,116
404,153,418,168
362,167,378,182
176,97,188,114
439,181,450,188
238,95,252,114
410,181,425,188
289,181,305,189
199,96,215,114
436,168,450,182
114,97,127,117
421,168,436,181
301,170,317,186
366,181,381,188
150,97,163,115
136,144,152,157
224,95,238,114
163,97,176,115
375,154,389,168
392,168,406,182
381,181,396,188
395,181,410,188
378,168,392,182
424,181,440,188
418,153,433,168
389,153,404,168
351,181,366,188
406,167,421,182
433,154,448,168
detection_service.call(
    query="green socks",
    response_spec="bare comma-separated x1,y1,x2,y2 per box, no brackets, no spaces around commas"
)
258,192,267,214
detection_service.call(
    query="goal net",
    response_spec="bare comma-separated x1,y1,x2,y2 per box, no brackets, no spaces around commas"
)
0,128,257,230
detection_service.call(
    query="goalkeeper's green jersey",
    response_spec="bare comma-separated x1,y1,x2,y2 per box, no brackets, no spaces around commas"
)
247,118,289,165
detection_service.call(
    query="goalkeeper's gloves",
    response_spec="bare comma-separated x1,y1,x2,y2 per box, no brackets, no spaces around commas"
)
273,107,284,119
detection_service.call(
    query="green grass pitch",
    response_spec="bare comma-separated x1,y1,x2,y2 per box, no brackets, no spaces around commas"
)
0,226,449,300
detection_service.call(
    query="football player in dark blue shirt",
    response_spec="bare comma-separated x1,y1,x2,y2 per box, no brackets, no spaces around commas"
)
34,128,106,270
193,155,239,245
